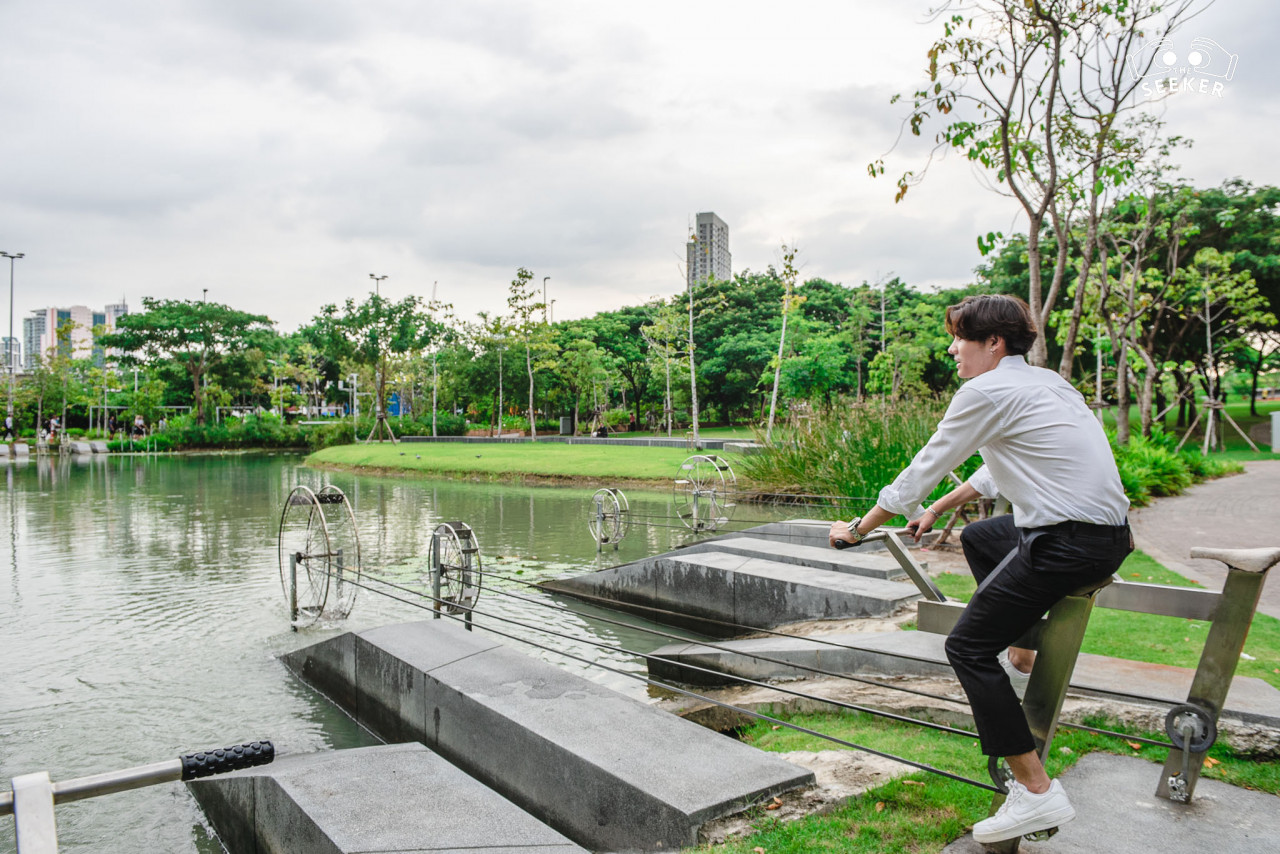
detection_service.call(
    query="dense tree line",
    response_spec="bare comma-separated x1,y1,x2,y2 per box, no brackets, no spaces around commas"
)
7,179,1278,445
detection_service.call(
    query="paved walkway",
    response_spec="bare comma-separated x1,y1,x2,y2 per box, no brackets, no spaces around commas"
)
1129,459,1280,619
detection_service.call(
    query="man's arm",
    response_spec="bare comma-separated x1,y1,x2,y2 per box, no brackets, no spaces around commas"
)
905,481,982,541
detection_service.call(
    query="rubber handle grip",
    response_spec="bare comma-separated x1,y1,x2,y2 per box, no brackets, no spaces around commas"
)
180,741,275,780
832,539,854,550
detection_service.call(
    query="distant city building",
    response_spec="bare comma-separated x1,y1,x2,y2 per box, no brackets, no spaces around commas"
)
21,313,45,370
686,211,732,289
2,336,19,372
23,301,129,368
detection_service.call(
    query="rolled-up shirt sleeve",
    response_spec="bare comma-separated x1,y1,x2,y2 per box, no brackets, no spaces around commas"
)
967,464,999,499
876,386,1001,518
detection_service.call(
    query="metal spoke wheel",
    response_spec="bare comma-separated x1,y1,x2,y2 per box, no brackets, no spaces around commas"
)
431,522,482,614
673,454,736,532
316,485,361,619
588,487,630,548
278,486,332,626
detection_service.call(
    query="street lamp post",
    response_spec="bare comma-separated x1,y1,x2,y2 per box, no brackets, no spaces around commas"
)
542,276,550,323
1,251,23,423
370,274,387,296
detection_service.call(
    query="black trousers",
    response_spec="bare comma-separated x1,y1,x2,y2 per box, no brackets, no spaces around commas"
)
946,514,1132,757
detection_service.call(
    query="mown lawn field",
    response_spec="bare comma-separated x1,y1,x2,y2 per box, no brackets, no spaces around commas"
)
308,440,717,481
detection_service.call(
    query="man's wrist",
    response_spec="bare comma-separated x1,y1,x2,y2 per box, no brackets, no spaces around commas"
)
846,516,867,543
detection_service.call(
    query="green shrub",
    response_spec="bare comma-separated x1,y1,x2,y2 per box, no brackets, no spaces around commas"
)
1109,427,1241,506
740,396,981,513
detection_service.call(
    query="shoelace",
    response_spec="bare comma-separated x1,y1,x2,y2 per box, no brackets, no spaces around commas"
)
995,782,1026,816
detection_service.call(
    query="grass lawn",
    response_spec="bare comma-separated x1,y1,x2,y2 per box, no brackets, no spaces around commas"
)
307,440,717,481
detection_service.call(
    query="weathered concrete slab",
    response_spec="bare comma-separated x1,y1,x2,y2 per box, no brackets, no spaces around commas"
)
68,440,93,455
89,440,109,453
282,620,814,852
649,630,955,686
544,551,919,636
11,443,30,457
675,535,908,580
188,742,588,853
649,630,1280,727
943,752,1280,853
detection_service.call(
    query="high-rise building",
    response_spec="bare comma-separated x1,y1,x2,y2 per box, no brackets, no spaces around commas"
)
685,212,732,289
23,301,128,368
22,313,46,371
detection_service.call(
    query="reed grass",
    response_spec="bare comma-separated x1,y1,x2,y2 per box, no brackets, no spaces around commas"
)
739,398,983,516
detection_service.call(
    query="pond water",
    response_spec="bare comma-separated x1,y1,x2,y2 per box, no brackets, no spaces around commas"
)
0,451,798,853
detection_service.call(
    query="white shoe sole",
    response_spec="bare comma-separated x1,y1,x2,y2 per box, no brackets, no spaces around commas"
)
972,804,1076,844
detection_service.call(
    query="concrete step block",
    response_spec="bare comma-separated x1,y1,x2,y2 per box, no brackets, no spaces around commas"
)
282,620,814,852
676,536,907,580
188,742,588,853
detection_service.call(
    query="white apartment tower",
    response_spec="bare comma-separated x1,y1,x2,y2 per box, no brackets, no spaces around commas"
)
686,212,731,289
23,301,129,368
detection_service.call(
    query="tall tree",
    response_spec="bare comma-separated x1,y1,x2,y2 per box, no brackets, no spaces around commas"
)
313,293,442,442
875,0,1199,369
100,298,273,426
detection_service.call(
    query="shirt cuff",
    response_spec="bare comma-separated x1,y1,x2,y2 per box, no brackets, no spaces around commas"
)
968,465,999,499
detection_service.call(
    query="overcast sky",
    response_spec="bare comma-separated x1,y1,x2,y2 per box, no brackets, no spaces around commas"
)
1,1,1273,336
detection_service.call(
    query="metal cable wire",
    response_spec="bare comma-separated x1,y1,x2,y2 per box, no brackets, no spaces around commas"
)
326,568,981,739
360,563,1188,751
435,566,972,708
462,561,971,707
312,568,1002,793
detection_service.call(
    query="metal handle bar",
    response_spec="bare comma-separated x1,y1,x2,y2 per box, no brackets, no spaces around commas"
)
1,741,274,816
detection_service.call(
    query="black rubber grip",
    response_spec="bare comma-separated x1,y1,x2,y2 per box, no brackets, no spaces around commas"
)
180,741,275,780
832,539,854,550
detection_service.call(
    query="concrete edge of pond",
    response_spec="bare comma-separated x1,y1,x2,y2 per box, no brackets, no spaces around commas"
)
187,742,589,853
278,619,816,852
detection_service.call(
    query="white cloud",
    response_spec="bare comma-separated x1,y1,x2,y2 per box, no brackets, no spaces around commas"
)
0,0,1273,334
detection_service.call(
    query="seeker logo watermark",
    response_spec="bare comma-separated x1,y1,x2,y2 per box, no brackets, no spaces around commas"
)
1130,37,1237,98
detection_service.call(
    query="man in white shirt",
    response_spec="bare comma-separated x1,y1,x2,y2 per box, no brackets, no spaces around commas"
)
829,294,1131,844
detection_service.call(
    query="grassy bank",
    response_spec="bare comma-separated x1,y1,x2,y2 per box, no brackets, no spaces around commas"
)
307,441,712,482
697,708,1278,854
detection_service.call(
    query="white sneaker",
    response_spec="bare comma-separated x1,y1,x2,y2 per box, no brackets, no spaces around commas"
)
998,649,1030,699
973,779,1076,844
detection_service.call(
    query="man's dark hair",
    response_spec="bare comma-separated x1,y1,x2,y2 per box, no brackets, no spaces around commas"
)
944,294,1037,356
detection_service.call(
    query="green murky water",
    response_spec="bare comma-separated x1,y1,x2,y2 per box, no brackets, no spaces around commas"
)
0,451,792,852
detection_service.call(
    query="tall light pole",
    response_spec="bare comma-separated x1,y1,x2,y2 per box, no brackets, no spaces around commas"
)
1,251,23,422
542,276,550,323
370,273,387,296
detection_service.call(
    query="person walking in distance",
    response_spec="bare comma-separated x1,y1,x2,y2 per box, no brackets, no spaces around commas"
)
829,294,1131,844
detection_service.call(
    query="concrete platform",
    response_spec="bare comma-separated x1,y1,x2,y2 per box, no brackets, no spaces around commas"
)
542,550,920,637
674,536,908,580
188,742,588,853
648,630,1280,727
282,620,814,852
943,752,1280,853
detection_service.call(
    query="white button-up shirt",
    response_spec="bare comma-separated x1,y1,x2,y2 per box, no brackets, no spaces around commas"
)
877,356,1129,528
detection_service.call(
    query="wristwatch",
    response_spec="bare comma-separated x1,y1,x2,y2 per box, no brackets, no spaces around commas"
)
845,516,867,545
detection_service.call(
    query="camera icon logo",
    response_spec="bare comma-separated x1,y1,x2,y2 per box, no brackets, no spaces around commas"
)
1130,37,1238,83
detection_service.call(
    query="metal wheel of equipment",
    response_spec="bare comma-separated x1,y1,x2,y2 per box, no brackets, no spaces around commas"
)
431,522,482,614
588,487,630,547
277,486,332,626
1165,703,1217,753
316,485,361,619
673,454,736,532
